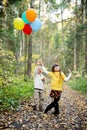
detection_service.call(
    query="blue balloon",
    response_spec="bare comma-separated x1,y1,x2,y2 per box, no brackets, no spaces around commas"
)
22,12,30,24
30,18,42,32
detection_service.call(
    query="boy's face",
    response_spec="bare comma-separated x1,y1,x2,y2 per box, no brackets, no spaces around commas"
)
37,66,42,74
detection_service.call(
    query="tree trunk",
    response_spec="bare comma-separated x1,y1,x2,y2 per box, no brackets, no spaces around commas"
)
27,35,32,78
81,0,87,76
26,0,34,78
39,0,41,18
74,38,77,71
60,0,66,69
74,0,77,72
24,35,27,78
85,0,87,73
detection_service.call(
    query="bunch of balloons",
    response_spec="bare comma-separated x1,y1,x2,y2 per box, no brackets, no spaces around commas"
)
13,8,42,35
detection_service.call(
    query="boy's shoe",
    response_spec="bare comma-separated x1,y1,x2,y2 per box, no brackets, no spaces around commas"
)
32,105,40,111
32,105,37,111
39,105,43,112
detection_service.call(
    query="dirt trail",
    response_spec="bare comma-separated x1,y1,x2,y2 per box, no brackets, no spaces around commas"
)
0,84,87,130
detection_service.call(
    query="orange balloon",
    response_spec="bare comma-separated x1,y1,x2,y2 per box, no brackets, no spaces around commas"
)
26,8,37,22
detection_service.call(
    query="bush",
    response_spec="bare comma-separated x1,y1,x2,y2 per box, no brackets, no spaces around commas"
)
0,48,16,88
0,77,34,111
68,77,87,95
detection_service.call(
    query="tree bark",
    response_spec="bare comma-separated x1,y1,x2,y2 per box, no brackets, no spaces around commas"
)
85,0,87,73
27,35,32,78
74,0,77,72
60,0,66,69
24,35,27,78
81,0,87,75
26,0,34,78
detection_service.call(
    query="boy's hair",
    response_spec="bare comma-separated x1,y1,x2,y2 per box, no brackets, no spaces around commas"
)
52,64,60,72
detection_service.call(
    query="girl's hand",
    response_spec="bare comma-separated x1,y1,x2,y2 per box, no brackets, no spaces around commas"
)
68,69,72,73
68,69,72,77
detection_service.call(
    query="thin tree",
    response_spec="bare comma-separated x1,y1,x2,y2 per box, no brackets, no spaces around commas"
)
82,0,87,76
27,0,34,78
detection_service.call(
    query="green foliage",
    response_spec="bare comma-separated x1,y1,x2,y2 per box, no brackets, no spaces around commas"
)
53,32,60,48
0,77,34,111
8,0,22,4
0,48,16,88
44,0,56,4
68,77,87,96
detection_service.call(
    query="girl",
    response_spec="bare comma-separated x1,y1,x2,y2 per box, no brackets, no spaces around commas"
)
42,64,72,114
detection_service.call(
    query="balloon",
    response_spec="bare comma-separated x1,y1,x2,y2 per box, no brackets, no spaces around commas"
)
30,18,42,32
13,18,24,30
26,8,37,22
23,24,32,35
22,12,30,24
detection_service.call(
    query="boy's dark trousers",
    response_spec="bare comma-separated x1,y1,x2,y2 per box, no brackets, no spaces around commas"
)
44,96,60,114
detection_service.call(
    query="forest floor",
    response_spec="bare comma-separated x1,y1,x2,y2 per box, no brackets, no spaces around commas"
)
0,83,87,130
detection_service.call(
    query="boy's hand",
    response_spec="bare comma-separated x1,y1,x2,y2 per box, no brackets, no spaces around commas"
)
37,59,43,66
42,77,45,83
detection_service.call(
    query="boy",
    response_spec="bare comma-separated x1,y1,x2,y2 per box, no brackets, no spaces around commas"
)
33,60,45,111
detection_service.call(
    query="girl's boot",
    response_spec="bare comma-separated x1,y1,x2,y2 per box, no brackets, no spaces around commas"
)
52,103,59,114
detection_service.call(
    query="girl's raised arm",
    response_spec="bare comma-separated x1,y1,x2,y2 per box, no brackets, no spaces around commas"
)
64,69,72,81
42,66,49,74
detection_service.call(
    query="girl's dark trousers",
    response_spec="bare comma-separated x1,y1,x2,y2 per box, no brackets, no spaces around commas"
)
44,96,60,114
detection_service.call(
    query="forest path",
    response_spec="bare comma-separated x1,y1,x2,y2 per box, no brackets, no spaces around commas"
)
0,84,87,130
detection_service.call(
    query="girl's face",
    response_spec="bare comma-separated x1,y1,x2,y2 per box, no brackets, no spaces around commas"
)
54,66,60,72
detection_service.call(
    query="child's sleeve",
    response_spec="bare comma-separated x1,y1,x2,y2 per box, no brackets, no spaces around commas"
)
61,72,66,81
34,67,38,76
64,72,72,81
42,66,49,74
42,66,53,77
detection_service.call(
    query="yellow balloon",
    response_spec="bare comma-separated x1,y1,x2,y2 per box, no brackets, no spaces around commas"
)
13,18,24,30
